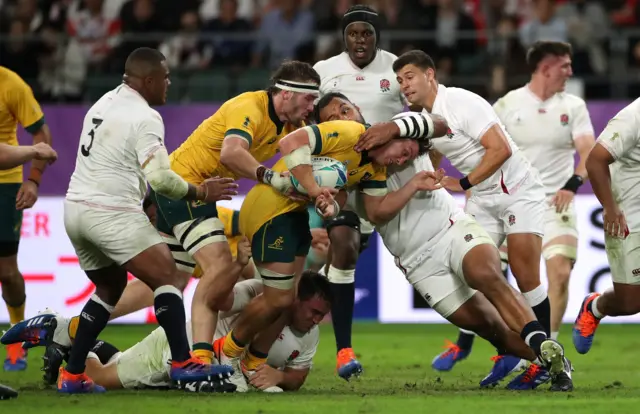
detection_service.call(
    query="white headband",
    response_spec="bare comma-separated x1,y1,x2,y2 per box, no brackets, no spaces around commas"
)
275,79,320,95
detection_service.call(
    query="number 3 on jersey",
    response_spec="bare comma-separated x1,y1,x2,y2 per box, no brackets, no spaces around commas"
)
81,118,103,157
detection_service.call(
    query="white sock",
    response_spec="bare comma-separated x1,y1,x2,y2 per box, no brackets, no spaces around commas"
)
551,331,559,340
459,328,476,336
591,295,604,319
523,284,547,307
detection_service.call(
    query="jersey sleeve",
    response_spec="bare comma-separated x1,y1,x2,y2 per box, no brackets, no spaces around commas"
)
360,165,388,196
570,100,595,139
492,97,507,119
223,98,265,147
305,120,365,156
285,328,319,370
5,76,45,134
135,112,165,166
455,90,500,141
597,111,640,161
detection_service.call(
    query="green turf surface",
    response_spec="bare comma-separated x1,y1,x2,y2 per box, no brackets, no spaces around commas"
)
1,323,638,413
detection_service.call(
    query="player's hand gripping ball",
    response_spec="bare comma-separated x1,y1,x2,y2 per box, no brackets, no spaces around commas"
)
289,157,348,195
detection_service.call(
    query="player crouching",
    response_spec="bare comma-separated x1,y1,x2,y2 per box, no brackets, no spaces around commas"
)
2,271,329,393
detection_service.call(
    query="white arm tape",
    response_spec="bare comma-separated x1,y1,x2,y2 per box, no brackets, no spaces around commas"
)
284,145,312,170
393,113,435,139
142,147,189,200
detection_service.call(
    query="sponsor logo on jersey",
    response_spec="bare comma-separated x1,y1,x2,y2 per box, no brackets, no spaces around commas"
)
349,169,359,176
267,137,277,144
508,214,516,226
327,132,339,138
268,236,285,250
361,172,372,181
380,79,391,92
610,132,619,141
560,114,569,126
464,234,473,242
243,116,250,128
356,75,365,81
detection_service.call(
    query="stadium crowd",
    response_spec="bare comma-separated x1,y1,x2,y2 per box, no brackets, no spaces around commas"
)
0,0,639,101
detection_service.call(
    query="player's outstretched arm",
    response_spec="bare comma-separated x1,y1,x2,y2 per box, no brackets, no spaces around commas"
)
362,169,444,225
354,113,448,152
0,143,57,170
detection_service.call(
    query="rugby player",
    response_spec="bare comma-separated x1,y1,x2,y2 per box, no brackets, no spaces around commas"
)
0,66,54,371
149,61,321,365
220,109,448,392
322,93,573,391
438,41,596,366
312,5,408,378
0,123,56,400
572,98,640,357
4,48,238,394
356,50,565,389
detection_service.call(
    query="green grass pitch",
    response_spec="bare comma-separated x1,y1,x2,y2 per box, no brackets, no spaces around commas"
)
1,323,639,413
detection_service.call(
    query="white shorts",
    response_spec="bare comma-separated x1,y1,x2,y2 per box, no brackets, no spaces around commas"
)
605,232,640,285
465,172,545,246
407,216,494,318
116,326,171,389
64,201,163,271
541,196,578,260
344,189,374,235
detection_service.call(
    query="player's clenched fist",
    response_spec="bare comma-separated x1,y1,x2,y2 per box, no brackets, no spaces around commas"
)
410,168,445,191
33,142,58,164
198,176,239,202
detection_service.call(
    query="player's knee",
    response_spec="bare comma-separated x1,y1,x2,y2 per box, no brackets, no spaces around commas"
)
328,228,360,269
200,261,238,310
95,280,127,306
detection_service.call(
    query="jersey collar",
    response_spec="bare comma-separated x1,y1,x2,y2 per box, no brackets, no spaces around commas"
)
267,92,285,134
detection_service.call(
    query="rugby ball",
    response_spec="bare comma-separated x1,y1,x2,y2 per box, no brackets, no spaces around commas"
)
290,157,348,195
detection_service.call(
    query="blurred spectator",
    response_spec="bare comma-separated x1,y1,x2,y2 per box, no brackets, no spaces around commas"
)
489,15,528,98
252,0,315,69
0,20,40,79
118,0,164,54
607,0,637,26
312,0,352,61
159,11,213,70
14,0,44,32
42,0,73,31
154,0,200,31
37,24,86,101
204,0,253,67
66,0,122,71
519,0,567,48
557,0,609,75
199,0,260,22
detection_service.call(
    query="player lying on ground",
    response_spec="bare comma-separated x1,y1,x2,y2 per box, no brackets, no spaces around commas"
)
2,269,330,393
149,61,321,365
438,40,596,371
356,50,563,388
7,48,238,394
317,93,573,391
572,98,640,360
219,109,447,392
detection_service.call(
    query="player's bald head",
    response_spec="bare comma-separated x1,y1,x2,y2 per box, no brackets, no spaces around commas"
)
124,47,166,78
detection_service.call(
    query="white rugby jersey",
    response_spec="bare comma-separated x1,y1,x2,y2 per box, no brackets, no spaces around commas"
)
66,84,165,210
494,86,594,195
214,280,318,370
596,98,640,232
428,84,533,195
314,50,405,124
376,154,466,275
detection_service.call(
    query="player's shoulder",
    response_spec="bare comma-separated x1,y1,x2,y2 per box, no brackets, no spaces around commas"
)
556,92,587,110
0,66,28,89
375,49,399,64
313,53,349,77
224,91,267,113
317,119,365,134
442,85,491,112
302,325,320,349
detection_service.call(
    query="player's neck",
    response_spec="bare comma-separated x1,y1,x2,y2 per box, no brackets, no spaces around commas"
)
527,78,556,102
420,80,438,112
271,93,289,123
